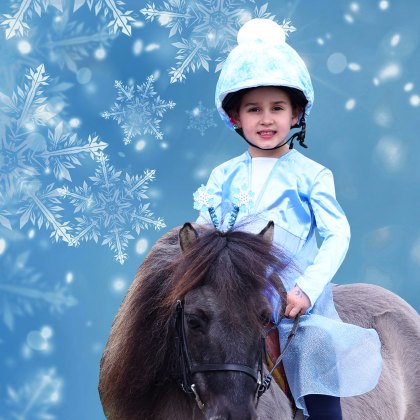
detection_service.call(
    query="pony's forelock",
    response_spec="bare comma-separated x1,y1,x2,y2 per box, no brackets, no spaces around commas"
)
98,224,290,418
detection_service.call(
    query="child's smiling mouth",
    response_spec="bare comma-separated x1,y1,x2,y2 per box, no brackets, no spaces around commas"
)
258,130,277,138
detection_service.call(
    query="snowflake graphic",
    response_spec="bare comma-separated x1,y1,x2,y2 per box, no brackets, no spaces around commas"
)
0,192,12,230
0,64,108,241
0,251,77,331
58,152,166,264
73,0,136,36
0,0,136,39
41,11,116,74
0,33,40,89
4,367,62,419
186,101,217,136
0,10,116,81
101,75,176,145
140,0,276,83
0,0,64,40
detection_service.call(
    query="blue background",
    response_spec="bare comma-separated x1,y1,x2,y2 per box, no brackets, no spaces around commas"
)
0,0,419,418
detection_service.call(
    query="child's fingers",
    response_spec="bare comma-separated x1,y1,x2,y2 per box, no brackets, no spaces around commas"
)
288,307,300,319
285,303,293,317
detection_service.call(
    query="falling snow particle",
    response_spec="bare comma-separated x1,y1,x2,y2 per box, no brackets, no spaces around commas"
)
17,40,31,54
348,62,361,71
145,43,160,52
409,95,420,107
135,140,147,151
133,39,143,56
390,34,401,47
344,14,354,24
379,1,390,11
41,326,53,339
135,238,149,254
112,277,127,293
350,3,360,12
377,62,401,83
345,99,356,110
404,83,414,92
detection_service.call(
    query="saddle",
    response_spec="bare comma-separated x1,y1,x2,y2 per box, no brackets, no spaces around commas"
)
265,325,296,410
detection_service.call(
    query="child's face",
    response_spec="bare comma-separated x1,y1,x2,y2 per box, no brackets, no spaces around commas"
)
231,87,299,157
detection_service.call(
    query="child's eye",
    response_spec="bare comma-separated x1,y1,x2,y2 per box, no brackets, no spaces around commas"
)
248,107,260,112
273,106,284,111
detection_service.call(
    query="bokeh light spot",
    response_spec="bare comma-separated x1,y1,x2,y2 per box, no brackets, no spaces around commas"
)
327,53,347,74
77,67,92,85
374,136,406,173
27,330,49,351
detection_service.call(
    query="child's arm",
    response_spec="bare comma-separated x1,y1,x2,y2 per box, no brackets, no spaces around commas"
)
294,168,351,309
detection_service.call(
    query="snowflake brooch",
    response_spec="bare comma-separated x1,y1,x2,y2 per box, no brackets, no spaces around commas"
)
231,184,255,212
193,185,219,228
226,185,254,230
193,184,254,231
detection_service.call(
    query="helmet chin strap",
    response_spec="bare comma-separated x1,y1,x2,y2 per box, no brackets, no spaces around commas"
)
235,115,308,151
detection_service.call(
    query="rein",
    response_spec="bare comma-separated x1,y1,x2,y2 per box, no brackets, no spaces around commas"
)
174,299,300,411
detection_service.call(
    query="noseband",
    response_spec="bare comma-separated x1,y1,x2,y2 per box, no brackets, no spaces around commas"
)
174,300,299,411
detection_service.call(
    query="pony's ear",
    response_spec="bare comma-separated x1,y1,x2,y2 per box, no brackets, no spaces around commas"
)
259,221,274,243
179,222,198,252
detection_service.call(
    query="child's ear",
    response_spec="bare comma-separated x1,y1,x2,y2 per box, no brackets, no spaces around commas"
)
229,112,241,128
291,107,301,127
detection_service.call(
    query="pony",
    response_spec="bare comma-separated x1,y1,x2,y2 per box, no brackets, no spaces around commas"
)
98,222,420,419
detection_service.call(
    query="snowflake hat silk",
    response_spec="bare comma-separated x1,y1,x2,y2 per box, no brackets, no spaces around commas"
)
215,18,314,129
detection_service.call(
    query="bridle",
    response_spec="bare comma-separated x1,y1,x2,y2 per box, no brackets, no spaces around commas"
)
174,299,300,412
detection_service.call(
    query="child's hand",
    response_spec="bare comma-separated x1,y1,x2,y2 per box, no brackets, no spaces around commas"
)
285,286,311,319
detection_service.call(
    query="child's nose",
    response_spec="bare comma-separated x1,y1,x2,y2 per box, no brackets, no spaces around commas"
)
260,110,273,124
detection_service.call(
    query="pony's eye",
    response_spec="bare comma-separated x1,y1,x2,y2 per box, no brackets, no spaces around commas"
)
186,314,205,331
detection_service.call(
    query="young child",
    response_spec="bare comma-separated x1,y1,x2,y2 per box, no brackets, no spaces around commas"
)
195,19,382,419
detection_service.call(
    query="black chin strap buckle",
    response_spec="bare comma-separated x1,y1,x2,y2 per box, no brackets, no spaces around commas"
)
289,115,307,150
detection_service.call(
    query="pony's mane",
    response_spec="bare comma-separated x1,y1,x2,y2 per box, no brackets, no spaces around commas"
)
98,223,291,418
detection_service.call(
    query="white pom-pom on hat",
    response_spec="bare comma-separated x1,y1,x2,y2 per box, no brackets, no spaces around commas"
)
237,18,286,46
